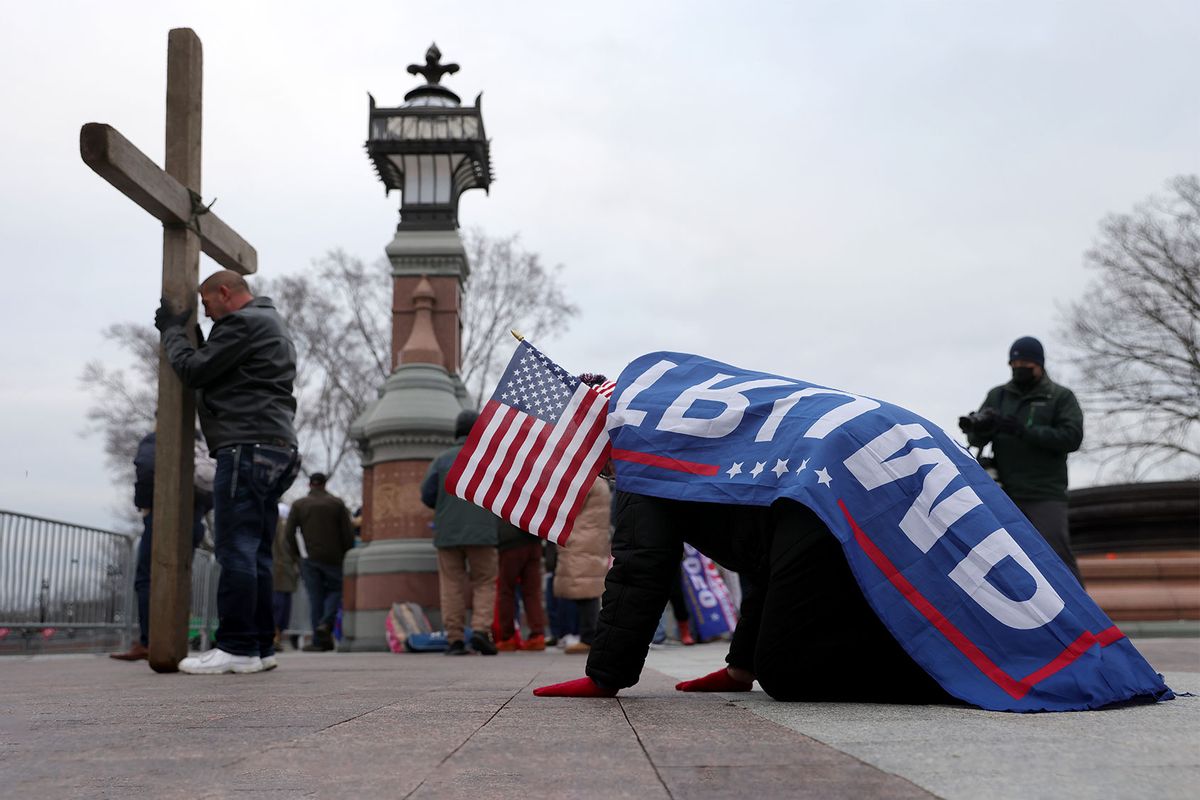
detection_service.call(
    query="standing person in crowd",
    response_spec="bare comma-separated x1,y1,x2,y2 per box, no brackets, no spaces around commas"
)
542,541,579,647
271,501,299,652
285,473,355,652
110,430,214,662
666,571,695,646
420,410,499,656
960,336,1085,583
494,521,548,651
155,270,300,675
554,474,612,655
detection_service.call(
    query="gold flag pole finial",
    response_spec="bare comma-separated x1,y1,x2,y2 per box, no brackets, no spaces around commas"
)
510,329,525,342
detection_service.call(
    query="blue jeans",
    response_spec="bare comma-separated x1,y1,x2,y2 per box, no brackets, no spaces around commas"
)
301,560,343,633
212,444,300,656
545,572,580,639
272,591,293,635
134,508,207,647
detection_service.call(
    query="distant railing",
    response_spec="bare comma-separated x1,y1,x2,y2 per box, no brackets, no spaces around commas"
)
2,509,316,654
190,549,219,651
0,509,136,649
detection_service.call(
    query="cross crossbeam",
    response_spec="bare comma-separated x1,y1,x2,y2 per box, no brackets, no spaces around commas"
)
81,123,256,275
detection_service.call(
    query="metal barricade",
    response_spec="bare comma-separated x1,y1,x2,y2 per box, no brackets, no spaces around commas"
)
1,508,317,654
189,549,220,651
0,509,136,653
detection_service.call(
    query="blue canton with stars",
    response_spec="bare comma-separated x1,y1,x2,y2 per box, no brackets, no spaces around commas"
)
605,351,1171,713
495,341,579,423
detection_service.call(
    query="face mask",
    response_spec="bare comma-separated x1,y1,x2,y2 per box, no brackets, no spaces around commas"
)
1011,366,1036,387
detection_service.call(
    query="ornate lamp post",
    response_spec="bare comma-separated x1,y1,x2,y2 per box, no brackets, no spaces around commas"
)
342,45,492,651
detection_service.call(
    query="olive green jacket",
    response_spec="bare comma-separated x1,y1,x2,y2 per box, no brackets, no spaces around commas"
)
420,437,499,548
967,374,1083,502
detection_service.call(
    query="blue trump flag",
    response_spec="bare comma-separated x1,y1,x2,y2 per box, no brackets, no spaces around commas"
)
606,352,1172,712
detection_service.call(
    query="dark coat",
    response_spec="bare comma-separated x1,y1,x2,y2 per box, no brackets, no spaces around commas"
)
967,374,1083,502
420,438,499,548
161,296,298,453
272,509,300,593
498,519,541,553
285,488,355,568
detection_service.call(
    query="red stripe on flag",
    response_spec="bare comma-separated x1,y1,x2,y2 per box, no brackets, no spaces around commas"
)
480,413,539,511
837,500,1124,701
496,419,552,520
553,440,611,547
446,400,504,497
463,404,517,502
611,448,720,476
539,395,612,542
527,388,609,536
517,391,598,532
504,400,578,527
1020,632,1101,688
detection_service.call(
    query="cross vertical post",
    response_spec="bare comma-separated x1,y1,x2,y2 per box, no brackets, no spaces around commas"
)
147,28,203,673
83,26,257,672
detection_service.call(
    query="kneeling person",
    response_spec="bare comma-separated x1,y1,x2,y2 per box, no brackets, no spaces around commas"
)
535,493,953,703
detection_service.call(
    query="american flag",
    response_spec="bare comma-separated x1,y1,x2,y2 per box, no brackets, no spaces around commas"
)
445,341,614,544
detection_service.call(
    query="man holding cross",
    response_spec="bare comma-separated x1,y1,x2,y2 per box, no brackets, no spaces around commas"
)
155,270,300,674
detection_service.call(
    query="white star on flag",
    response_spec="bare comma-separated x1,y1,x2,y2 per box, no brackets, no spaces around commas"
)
795,458,809,474
771,458,789,478
815,467,833,487
725,462,743,478
750,461,765,478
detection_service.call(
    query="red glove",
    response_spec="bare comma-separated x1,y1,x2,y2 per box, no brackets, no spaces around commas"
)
532,677,618,698
675,668,753,692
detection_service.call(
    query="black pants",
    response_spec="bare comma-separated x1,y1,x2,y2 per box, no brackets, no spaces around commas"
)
589,492,952,704
725,502,952,703
574,597,600,644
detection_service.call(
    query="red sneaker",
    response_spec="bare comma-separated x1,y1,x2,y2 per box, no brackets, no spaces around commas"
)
678,619,696,646
495,635,520,652
519,634,547,651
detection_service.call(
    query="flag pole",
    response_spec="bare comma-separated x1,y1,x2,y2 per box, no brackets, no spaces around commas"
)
510,329,525,342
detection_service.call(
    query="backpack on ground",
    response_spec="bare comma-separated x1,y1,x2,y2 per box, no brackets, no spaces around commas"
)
384,601,433,653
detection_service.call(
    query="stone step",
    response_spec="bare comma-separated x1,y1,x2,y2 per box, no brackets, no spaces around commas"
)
1078,551,1200,621
1079,552,1200,580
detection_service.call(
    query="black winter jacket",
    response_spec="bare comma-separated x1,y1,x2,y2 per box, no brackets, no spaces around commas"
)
161,297,298,453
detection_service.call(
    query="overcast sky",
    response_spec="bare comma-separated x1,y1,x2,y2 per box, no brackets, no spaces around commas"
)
1,1,1197,530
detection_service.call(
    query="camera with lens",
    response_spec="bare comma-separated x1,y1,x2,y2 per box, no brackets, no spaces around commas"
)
957,407,999,436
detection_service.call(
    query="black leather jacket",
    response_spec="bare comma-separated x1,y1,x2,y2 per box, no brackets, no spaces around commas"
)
161,296,298,453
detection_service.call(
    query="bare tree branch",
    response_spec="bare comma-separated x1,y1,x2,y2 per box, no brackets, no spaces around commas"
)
1058,175,1200,480
82,233,578,511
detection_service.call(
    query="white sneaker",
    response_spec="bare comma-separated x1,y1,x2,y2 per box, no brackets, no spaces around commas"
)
261,655,278,671
179,648,263,675
559,634,580,650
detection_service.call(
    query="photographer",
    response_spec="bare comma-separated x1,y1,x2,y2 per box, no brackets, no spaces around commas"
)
959,336,1085,583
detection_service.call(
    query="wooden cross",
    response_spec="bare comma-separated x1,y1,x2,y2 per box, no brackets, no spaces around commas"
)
80,28,257,673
